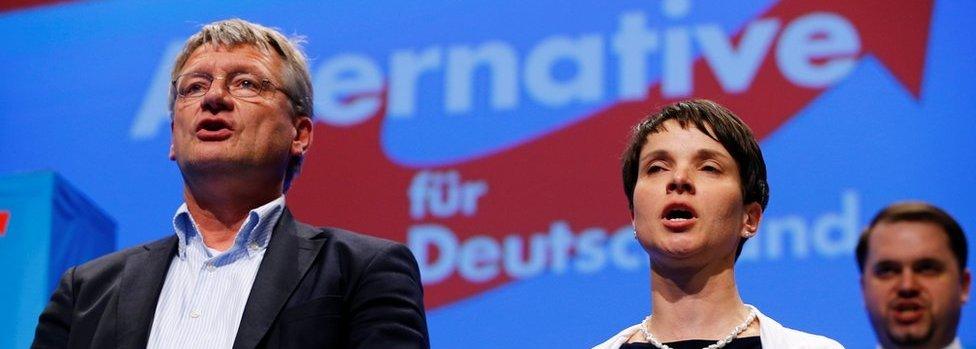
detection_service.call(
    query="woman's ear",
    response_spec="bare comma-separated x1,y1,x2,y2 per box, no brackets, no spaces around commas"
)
741,202,762,238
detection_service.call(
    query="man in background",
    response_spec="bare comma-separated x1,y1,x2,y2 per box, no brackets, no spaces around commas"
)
858,202,970,349
33,19,429,348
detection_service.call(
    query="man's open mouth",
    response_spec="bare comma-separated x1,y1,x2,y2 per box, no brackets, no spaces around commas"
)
195,118,234,141
891,301,925,324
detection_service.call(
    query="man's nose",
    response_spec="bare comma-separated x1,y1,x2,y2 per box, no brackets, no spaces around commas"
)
201,81,234,114
666,167,694,194
896,271,921,297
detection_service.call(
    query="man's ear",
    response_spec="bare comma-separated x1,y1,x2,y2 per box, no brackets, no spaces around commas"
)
291,116,313,157
962,268,972,304
741,202,762,238
168,120,176,161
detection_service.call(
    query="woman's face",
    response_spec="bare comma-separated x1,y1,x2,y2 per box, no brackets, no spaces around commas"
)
631,119,761,268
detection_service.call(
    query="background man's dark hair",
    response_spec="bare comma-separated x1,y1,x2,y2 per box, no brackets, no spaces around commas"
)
856,201,969,273
621,99,769,259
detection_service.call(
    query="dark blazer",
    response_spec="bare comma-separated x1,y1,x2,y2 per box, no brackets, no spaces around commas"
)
32,209,429,349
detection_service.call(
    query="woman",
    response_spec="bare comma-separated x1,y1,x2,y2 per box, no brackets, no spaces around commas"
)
594,100,843,349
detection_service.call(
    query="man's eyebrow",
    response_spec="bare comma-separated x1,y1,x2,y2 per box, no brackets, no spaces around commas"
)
871,260,900,270
913,258,946,267
872,259,898,266
182,62,266,76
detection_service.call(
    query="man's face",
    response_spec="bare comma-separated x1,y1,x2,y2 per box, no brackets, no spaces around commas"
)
631,120,761,267
861,221,971,348
169,44,310,184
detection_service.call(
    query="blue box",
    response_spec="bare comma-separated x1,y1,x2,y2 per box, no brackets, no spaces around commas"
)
0,171,116,348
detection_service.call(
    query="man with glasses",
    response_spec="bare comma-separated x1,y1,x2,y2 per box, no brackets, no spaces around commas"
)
32,19,429,348
858,202,971,349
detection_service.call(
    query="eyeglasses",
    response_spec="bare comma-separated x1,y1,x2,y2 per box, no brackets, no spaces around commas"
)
173,72,286,101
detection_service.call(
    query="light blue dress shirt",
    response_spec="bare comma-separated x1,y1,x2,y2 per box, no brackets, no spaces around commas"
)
146,196,285,349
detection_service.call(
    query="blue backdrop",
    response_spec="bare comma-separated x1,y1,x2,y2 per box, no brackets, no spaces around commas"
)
2,0,974,347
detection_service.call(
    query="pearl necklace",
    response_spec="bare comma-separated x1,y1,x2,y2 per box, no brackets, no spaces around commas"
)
638,305,758,349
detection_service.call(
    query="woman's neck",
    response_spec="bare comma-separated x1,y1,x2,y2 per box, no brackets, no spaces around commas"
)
645,260,755,341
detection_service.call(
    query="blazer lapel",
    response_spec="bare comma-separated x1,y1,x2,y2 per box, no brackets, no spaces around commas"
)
233,209,327,349
117,236,177,348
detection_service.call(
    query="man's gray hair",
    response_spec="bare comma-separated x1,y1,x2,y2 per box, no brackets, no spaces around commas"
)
169,18,314,191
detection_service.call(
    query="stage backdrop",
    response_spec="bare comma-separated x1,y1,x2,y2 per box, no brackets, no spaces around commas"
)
2,0,974,347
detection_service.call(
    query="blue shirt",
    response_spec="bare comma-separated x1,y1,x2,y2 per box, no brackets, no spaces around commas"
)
146,196,285,349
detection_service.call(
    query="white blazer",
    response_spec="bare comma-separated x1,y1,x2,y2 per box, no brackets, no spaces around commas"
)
592,306,845,349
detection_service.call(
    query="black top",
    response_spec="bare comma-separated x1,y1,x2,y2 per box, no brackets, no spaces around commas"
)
621,336,761,349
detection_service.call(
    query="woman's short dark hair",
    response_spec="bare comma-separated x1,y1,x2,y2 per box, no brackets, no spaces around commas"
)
621,99,769,211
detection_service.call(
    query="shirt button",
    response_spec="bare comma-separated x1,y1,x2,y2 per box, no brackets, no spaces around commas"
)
190,310,201,318
248,242,259,250
206,264,215,272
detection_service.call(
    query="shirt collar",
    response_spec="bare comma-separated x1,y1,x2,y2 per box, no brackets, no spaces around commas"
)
876,338,962,349
172,196,285,259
